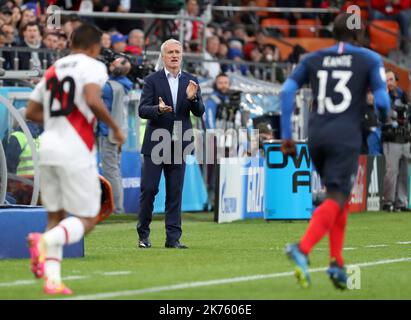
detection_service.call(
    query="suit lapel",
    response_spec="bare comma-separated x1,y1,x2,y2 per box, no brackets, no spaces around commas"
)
176,72,187,114
160,69,174,109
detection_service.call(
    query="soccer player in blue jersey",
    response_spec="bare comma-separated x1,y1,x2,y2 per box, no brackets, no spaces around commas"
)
280,13,391,289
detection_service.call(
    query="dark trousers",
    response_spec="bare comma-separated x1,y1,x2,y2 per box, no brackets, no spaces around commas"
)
137,155,186,244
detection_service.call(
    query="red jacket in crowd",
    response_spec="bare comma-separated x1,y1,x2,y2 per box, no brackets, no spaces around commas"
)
371,0,411,15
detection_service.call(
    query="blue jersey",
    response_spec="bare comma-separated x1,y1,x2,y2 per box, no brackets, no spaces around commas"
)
281,42,390,149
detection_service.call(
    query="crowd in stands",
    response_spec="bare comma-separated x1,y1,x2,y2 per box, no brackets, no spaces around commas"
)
0,0,410,80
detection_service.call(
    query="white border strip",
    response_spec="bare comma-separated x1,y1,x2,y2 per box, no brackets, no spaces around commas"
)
63,257,411,300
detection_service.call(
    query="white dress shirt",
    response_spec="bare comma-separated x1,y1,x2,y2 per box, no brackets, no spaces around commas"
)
164,68,182,109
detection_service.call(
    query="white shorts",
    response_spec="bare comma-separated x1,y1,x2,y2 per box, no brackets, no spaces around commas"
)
39,164,101,218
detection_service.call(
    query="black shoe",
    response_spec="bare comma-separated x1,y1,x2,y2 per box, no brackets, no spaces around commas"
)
165,241,188,249
395,206,411,212
138,238,152,248
382,203,394,212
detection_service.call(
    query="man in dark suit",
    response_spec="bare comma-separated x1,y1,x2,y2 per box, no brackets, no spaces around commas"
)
137,39,204,249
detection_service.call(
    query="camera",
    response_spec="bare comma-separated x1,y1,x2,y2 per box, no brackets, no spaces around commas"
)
98,48,155,87
381,98,411,143
215,90,242,125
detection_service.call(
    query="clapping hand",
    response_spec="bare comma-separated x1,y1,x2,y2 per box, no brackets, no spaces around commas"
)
159,97,173,114
186,80,198,100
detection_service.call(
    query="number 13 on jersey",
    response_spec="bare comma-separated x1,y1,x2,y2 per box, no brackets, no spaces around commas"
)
316,70,353,114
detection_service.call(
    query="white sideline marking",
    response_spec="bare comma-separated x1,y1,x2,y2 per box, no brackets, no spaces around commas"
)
343,247,357,251
0,275,88,288
397,241,411,245
365,244,388,248
62,257,411,300
101,271,131,276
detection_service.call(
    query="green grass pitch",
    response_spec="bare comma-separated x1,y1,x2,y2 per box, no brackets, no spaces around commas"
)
1,211,411,299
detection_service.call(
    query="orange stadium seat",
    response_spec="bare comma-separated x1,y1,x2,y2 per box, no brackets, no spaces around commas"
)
296,19,318,37
261,18,290,37
255,0,269,18
369,20,399,56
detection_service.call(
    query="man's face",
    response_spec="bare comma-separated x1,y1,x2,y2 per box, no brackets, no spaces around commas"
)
57,36,67,50
2,24,14,43
207,38,220,55
129,31,144,47
216,76,230,94
386,71,397,92
24,25,41,45
21,9,35,25
44,34,58,49
162,42,182,71
187,0,199,15
113,41,126,53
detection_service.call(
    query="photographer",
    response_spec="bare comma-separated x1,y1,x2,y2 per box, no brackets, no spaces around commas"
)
97,56,133,214
381,69,411,212
204,73,230,130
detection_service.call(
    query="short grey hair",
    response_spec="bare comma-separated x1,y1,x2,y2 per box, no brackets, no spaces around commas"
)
160,39,183,56
129,29,144,37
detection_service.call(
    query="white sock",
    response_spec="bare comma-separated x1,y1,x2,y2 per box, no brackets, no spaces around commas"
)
43,217,85,246
45,245,63,284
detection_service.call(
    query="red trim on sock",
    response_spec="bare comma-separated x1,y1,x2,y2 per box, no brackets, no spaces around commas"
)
300,199,342,255
45,257,61,263
59,225,69,245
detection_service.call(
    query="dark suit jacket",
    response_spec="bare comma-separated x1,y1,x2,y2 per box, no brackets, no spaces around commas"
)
139,69,205,157
16,41,52,71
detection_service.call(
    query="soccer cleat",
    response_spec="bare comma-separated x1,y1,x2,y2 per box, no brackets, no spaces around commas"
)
327,261,348,290
138,238,152,248
27,233,46,279
285,243,311,288
44,279,73,295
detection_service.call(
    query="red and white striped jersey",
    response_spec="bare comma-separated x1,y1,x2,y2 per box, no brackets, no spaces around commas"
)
30,53,108,167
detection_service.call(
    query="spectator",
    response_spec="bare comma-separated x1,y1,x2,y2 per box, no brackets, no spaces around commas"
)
0,5,13,25
243,28,266,60
19,7,36,28
0,23,15,69
225,39,248,75
17,21,51,70
204,73,231,130
370,0,411,54
56,31,68,51
180,0,203,51
11,5,22,30
1,23,15,44
5,120,42,176
363,91,383,155
43,31,58,50
381,69,411,212
202,35,221,79
230,24,249,45
217,39,229,71
97,56,133,214
111,32,127,53
125,29,144,55
101,31,111,49
249,46,265,78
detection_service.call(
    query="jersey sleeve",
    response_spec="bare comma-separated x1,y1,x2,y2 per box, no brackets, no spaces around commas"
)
368,52,390,120
29,78,46,104
82,60,109,88
288,56,310,87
